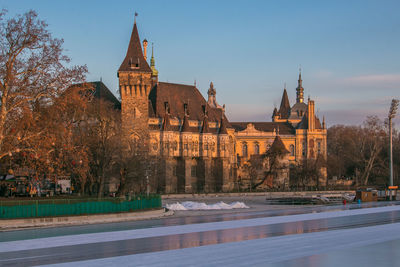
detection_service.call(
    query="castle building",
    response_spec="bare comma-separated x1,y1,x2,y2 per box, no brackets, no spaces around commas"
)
116,18,327,193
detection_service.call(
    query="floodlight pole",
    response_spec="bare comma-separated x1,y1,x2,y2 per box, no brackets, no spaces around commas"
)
389,115,393,200
388,99,399,200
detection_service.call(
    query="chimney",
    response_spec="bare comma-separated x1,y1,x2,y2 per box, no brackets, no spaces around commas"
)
143,39,148,60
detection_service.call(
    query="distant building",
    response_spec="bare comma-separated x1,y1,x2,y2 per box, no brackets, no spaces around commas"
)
95,18,327,193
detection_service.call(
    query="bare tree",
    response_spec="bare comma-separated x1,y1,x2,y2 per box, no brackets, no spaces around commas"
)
0,10,87,159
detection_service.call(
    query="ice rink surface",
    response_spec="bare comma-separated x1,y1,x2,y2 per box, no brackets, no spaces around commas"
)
1,202,400,266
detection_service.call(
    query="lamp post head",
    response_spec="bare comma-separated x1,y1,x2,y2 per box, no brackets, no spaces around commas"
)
389,99,399,119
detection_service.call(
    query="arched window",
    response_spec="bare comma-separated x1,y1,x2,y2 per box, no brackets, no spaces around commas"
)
254,143,260,155
289,144,295,156
242,143,248,157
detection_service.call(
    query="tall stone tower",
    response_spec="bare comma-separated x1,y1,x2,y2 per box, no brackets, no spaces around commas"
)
118,18,153,143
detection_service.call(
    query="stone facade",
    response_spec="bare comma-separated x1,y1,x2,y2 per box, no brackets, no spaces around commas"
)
115,19,327,193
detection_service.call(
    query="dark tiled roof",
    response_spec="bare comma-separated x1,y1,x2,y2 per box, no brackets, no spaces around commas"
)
118,22,152,73
230,122,295,135
289,102,307,120
68,81,121,110
148,81,231,124
278,89,290,119
91,81,121,109
269,135,290,154
297,111,323,129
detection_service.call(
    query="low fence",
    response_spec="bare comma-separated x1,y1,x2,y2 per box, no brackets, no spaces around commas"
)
0,195,162,219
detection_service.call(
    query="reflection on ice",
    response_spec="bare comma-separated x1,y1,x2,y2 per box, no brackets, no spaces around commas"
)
166,201,249,210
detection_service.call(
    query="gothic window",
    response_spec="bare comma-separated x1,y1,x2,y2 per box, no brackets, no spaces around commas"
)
318,142,321,154
242,142,248,157
191,166,197,177
172,141,178,151
221,144,226,151
302,141,306,156
204,143,209,150
254,143,260,155
289,144,295,156
184,143,188,150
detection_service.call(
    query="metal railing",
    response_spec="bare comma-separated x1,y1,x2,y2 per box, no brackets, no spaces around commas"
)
0,195,162,219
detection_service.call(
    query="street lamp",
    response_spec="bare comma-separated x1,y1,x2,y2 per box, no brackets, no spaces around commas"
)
388,99,399,200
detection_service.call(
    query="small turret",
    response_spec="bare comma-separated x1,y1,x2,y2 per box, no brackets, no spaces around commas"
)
272,107,279,121
162,102,171,131
143,39,148,60
150,43,159,78
296,70,304,103
201,105,210,133
278,86,291,119
181,103,191,132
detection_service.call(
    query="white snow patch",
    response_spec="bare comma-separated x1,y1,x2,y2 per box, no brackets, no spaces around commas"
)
166,201,249,211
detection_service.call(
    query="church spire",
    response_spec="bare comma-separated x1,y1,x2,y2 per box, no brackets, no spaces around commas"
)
118,14,151,73
150,43,158,77
296,68,304,103
278,86,290,119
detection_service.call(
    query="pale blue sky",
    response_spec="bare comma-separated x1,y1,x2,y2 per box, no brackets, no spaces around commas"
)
1,0,399,127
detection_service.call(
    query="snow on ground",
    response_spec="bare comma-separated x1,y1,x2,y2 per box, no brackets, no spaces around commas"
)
165,201,249,211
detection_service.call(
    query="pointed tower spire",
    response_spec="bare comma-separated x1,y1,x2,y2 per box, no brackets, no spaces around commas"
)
118,15,151,73
181,103,191,132
269,135,290,154
296,68,304,103
150,43,158,77
322,116,326,129
272,107,278,119
278,87,291,119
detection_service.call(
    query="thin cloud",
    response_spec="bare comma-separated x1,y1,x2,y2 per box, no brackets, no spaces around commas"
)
344,74,400,86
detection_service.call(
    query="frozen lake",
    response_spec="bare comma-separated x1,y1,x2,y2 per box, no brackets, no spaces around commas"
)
1,201,400,266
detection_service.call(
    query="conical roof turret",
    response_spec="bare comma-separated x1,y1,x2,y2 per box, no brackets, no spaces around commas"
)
181,104,191,132
296,70,304,103
278,88,290,119
119,19,152,73
269,135,290,154
272,107,278,119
